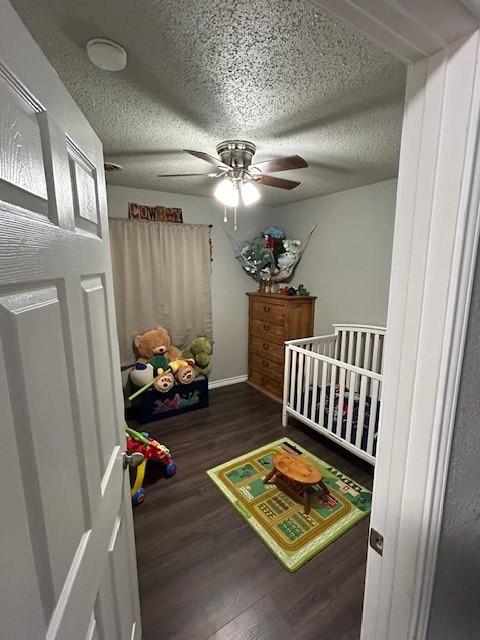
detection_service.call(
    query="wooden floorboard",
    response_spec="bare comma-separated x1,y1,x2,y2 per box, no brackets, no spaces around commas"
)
131,383,373,640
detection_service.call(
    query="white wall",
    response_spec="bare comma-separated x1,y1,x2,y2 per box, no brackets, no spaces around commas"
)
107,179,397,382
107,184,270,383
269,179,397,335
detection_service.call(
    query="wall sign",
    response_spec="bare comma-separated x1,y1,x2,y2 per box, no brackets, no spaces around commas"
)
128,202,183,223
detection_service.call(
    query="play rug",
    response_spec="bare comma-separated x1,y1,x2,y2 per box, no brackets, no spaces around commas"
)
207,438,372,572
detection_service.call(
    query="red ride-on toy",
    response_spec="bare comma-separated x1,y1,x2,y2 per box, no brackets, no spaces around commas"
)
126,427,176,506
126,426,177,477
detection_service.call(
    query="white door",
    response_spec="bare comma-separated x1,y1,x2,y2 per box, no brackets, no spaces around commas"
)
0,2,141,639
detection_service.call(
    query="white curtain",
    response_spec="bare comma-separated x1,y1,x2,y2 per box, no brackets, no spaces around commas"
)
109,218,212,366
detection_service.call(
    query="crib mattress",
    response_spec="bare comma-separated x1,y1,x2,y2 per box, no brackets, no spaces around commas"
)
300,383,379,456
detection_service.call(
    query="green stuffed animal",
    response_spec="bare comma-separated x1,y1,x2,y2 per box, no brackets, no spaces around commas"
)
184,336,213,377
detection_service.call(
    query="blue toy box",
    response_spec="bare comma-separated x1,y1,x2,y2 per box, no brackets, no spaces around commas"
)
131,375,209,424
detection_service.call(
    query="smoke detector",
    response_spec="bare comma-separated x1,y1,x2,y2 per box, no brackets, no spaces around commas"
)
86,38,127,71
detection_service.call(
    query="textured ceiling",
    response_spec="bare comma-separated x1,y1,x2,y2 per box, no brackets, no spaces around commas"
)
12,0,406,206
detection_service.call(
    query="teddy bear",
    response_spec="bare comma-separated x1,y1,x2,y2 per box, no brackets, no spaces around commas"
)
134,326,182,363
129,359,176,394
132,326,196,391
169,359,196,384
151,358,195,392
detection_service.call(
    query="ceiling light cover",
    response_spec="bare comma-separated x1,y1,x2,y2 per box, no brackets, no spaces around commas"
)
86,38,127,71
214,178,239,208
241,181,261,206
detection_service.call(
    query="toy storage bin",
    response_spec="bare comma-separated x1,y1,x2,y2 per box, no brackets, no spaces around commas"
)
132,375,209,424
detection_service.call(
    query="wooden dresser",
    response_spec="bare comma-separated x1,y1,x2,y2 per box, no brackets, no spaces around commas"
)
247,292,316,401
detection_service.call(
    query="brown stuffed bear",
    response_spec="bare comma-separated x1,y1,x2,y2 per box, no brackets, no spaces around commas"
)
134,326,182,363
133,326,196,390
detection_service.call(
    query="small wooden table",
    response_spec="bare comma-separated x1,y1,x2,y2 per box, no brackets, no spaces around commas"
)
263,452,330,515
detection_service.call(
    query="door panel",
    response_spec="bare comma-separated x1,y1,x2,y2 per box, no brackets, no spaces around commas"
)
0,285,86,601
0,338,47,637
82,276,120,474
0,2,141,638
0,72,47,200
68,139,101,235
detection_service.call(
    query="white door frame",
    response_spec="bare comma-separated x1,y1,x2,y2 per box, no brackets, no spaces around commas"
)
312,2,480,638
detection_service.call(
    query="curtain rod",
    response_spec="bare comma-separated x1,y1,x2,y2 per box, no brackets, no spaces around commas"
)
111,218,213,228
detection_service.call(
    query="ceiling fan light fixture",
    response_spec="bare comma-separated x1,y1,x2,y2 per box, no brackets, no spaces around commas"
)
158,141,306,224
240,181,261,206
214,178,239,208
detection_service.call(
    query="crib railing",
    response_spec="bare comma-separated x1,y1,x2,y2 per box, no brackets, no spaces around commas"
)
282,332,383,465
333,324,385,374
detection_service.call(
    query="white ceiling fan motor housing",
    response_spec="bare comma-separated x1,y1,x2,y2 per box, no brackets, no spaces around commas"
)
216,140,256,171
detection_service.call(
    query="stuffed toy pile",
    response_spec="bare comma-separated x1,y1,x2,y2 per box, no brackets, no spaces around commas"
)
130,326,196,393
238,226,302,282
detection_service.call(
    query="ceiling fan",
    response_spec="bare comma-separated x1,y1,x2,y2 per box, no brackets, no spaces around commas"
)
157,140,308,208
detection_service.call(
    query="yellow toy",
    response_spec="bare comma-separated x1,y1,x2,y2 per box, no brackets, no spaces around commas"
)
169,358,196,384
128,358,196,401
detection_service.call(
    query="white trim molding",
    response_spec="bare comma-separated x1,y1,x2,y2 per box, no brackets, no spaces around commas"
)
310,4,480,638
360,31,480,640
313,0,478,62
208,375,248,390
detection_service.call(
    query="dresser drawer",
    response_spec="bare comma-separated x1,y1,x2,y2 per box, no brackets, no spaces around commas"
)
250,353,283,382
251,336,284,364
251,300,286,324
249,368,283,398
251,318,285,343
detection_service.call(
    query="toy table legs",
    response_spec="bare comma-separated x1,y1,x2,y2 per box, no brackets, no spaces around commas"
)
264,464,330,516
263,466,277,484
302,488,310,515
318,478,331,497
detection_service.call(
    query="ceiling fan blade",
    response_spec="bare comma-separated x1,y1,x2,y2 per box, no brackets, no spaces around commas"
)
258,174,301,190
157,172,222,178
184,149,231,171
250,154,308,174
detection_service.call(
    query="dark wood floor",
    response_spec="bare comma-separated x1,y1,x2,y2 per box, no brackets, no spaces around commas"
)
132,383,373,640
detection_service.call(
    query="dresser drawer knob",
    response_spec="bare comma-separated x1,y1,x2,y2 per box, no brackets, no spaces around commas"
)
263,342,270,350
263,324,269,331
263,305,270,312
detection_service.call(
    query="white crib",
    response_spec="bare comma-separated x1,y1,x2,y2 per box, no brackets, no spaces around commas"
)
282,324,386,465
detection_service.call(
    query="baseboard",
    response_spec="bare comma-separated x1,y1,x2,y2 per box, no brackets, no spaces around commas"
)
246,379,282,404
208,375,248,390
